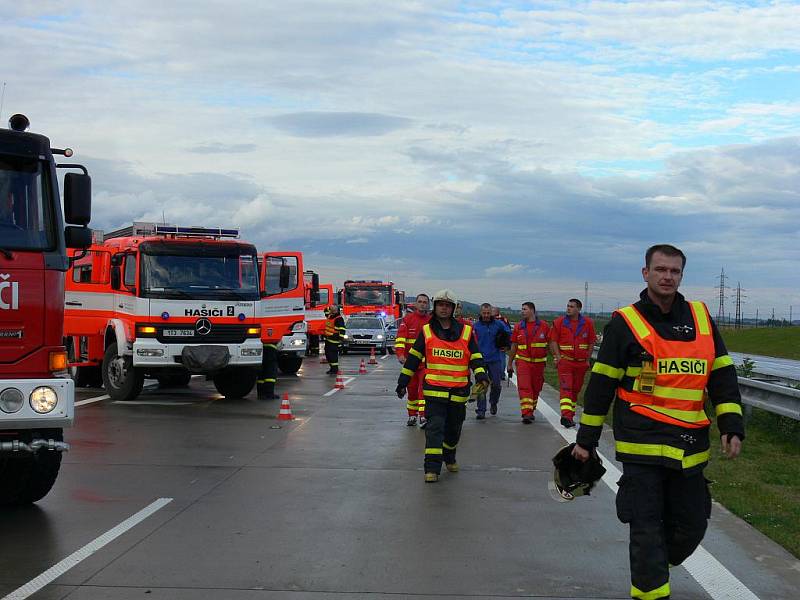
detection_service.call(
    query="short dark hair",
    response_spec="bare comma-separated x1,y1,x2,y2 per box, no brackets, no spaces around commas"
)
416,293,430,301
522,301,536,312
568,298,582,309
480,302,492,309
646,244,686,269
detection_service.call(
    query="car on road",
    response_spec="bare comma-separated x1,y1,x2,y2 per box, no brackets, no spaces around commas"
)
341,314,390,355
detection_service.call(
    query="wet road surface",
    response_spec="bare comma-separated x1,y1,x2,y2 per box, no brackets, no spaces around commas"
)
2,353,799,599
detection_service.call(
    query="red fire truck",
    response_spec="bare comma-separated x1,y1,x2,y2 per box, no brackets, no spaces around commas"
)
338,280,405,322
303,271,332,354
1,114,92,504
256,252,308,374
65,222,264,401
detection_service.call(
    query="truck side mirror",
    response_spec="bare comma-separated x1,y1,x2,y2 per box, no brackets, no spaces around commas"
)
64,173,92,226
110,266,121,290
279,264,291,290
64,225,92,249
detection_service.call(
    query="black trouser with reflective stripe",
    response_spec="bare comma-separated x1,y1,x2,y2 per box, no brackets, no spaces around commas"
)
424,398,467,473
257,344,278,398
324,340,339,373
616,462,710,599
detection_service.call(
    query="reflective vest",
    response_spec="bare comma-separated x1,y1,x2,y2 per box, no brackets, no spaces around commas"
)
514,319,548,363
552,315,593,361
422,323,472,388
616,301,714,429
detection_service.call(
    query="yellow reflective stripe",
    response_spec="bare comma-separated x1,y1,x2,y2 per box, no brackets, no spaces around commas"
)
531,342,548,348
424,390,450,399
471,352,483,360
619,305,651,339
450,394,469,403
616,441,710,470
409,348,424,360
425,448,443,455
426,362,469,372
406,402,417,410
401,368,415,377
631,582,670,600
517,344,528,350
474,367,486,375
634,382,705,402
422,324,432,340
712,355,734,371
578,344,590,348
461,325,472,341
580,413,606,426
690,301,710,336
426,374,469,383
626,366,642,377
395,337,407,343
516,355,547,362
443,442,456,450
592,361,625,380
715,402,743,417
559,344,574,350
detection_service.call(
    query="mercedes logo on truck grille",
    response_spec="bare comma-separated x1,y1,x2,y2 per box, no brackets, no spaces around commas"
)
195,318,212,336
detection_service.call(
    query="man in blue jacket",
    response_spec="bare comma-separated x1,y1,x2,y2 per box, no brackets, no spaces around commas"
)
473,303,512,418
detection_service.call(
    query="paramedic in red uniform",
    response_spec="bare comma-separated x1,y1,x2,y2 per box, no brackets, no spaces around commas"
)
396,293,431,427
550,298,596,428
507,302,550,424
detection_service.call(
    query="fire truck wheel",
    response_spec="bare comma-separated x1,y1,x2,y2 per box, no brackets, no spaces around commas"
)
0,429,63,505
102,343,145,402
213,368,257,399
156,370,192,388
277,355,303,375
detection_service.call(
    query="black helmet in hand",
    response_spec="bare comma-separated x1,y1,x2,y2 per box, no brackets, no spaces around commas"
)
549,443,606,502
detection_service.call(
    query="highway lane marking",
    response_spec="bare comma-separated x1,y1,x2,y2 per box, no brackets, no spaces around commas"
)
381,354,389,360
2,498,173,600
323,376,356,396
509,375,760,600
75,381,166,407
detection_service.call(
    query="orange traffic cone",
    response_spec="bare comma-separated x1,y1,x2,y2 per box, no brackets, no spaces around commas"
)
277,393,295,420
368,347,377,365
359,359,367,374
335,373,346,389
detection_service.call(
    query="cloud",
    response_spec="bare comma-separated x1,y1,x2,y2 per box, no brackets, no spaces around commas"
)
187,142,257,154
268,112,413,137
346,237,369,244
485,264,526,278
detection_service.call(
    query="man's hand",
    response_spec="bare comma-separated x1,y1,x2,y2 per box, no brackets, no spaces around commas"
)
507,366,514,378
721,434,742,459
395,385,407,399
397,355,406,365
572,444,591,462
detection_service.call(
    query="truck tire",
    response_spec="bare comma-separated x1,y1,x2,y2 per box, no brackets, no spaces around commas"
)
278,355,303,375
213,368,257,399
102,343,144,402
156,370,192,388
0,429,63,505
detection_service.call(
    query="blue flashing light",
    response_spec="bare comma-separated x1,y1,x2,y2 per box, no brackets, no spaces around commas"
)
161,312,170,320
238,313,246,321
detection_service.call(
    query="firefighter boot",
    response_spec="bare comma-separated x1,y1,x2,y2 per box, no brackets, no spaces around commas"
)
406,416,417,426
257,381,279,400
445,462,459,473
424,472,439,483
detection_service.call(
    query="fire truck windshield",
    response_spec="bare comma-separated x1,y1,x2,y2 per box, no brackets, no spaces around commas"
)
141,249,259,301
344,285,391,307
0,156,54,251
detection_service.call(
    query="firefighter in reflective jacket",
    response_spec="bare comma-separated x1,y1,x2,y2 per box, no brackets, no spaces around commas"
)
257,342,279,400
396,293,431,427
324,305,346,375
507,301,549,424
573,244,744,600
549,298,596,428
396,289,488,482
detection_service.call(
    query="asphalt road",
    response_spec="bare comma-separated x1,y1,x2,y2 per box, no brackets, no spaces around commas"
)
729,352,800,381
2,354,799,600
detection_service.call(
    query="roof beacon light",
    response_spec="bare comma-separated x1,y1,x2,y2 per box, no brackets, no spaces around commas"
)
8,114,30,132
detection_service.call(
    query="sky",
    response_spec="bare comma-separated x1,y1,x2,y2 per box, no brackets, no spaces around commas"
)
2,1,799,318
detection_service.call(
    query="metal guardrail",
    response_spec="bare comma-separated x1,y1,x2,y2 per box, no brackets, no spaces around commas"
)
738,377,800,421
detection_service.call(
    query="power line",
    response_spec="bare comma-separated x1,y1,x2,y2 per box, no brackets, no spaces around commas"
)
715,268,728,324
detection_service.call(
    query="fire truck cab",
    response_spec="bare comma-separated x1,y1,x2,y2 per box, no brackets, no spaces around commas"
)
303,271,332,355
338,280,404,323
1,114,93,504
257,252,307,374
64,223,263,401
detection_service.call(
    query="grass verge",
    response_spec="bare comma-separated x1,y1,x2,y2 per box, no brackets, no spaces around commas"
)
720,327,800,360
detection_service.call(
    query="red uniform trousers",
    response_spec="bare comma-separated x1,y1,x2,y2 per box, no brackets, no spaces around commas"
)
516,360,545,417
557,359,589,419
406,369,425,417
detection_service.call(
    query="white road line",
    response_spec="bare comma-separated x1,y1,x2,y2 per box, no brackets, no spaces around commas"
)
2,498,173,600
323,376,356,397
510,375,760,600
75,382,158,407
380,354,389,360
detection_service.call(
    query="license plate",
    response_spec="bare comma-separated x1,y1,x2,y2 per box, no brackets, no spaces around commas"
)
163,329,194,337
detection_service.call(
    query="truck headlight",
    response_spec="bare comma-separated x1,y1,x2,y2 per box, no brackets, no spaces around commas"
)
30,387,58,414
376,334,384,340
343,334,349,339
0,388,24,413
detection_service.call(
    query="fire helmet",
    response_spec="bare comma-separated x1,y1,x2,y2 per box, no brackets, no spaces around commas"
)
432,289,458,307
549,443,606,502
